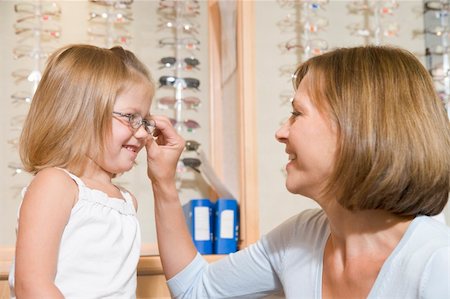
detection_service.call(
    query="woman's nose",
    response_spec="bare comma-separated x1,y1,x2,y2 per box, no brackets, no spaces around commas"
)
275,121,289,143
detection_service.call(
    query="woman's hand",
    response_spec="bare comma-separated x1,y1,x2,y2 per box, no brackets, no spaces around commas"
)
146,116,197,279
145,115,185,184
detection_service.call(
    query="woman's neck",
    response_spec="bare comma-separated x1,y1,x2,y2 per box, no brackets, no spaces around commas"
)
322,200,413,259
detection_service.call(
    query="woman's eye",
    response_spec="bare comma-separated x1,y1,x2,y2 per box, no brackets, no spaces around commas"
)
291,111,302,117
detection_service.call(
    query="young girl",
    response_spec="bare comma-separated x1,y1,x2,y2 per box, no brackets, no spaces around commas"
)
9,44,156,298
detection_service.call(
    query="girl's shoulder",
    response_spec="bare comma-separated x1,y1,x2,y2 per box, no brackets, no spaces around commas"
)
115,185,138,211
25,167,79,207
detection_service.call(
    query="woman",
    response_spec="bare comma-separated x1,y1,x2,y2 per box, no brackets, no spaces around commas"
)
145,46,450,298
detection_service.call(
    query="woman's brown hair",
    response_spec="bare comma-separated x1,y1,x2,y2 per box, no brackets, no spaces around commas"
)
293,45,450,216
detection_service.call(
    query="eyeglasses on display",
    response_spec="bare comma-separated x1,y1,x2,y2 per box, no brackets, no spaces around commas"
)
157,96,201,110
89,0,133,9
277,14,328,33
284,38,328,55
12,69,42,84
16,12,60,23
11,91,33,104
14,23,61,39
158,19,199,34
170,118,200,132
159,37,200,50
277,0,329,9
13,45,54,59
89,11,133,23
15,2,61,15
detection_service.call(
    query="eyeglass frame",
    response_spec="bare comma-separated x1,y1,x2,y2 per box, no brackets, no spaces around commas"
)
112,111,156,134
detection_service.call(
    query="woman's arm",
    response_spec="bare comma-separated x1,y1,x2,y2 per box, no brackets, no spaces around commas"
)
146,116,197,280
146,116,284,297
14,168,77,298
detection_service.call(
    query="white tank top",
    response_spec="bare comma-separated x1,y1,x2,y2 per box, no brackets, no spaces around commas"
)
9,169,141,298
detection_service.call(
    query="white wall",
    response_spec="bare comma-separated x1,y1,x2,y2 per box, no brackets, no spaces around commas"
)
255,0,450,235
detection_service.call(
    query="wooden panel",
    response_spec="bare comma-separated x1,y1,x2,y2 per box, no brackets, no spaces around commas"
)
0,274,170,299
0,281,10,299
136,275,170,299
236,0,259,247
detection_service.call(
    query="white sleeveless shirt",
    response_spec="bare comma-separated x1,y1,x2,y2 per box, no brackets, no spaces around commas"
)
9,170,141,299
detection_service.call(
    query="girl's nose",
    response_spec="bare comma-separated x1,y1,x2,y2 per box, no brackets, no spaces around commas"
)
134,125,149,139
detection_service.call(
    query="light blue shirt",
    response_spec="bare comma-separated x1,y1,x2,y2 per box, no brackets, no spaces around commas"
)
168,209,450,298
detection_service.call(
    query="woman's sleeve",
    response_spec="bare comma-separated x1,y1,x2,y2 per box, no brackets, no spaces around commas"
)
420,247,450,299
166,211,317,298
167,237,284,299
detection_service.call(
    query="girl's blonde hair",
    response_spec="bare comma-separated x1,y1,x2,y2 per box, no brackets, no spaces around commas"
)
20,44,154,176
294,45,450,216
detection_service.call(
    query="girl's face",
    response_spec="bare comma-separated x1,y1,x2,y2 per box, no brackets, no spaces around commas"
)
275,74,337,200
99,80,153,175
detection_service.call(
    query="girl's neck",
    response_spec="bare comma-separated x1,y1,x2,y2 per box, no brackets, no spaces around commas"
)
81,158,114,184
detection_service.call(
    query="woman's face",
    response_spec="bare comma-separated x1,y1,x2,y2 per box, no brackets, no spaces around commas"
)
275,74,337,200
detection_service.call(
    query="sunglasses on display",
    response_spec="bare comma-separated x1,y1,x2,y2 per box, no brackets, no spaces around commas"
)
157,96,201,110
424,1,450,11
185,140,201,152
159,56,200,70
181,157,201,173
159,76,200,90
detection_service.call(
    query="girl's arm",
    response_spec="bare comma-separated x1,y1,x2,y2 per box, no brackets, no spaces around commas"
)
145,116,197,280
14,168,77,298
